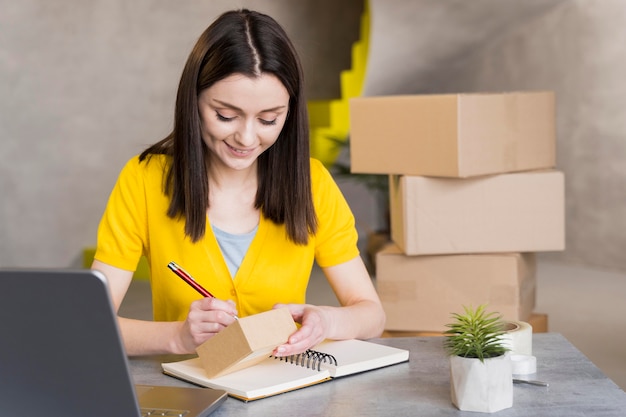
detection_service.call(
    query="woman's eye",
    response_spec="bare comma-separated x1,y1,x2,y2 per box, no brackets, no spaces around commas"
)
215,112,235,122
260,118,277,126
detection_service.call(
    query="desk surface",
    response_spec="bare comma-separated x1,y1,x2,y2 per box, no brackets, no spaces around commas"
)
130,333,626,416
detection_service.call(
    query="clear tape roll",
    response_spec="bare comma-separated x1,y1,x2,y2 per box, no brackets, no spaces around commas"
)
510,354,537,375
499,321,533,356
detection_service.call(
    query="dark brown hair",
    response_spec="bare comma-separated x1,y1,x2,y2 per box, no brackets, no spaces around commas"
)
140,9,316,244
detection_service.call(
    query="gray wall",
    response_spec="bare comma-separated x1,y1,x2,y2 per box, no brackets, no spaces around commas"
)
363,0,626,272
0,0,363,267
3,0,625,273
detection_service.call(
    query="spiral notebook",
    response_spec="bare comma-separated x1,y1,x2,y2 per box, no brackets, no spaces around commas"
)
162,339,409,401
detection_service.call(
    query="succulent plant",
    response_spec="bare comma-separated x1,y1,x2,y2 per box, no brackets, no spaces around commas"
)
443,305,509,362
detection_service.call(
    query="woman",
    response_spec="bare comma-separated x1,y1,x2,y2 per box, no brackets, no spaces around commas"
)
92,9,385,356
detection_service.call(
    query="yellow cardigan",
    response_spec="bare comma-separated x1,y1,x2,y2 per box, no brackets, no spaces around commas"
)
95,155,359,321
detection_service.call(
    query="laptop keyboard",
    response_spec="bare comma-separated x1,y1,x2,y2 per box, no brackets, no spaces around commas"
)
140,408,189,416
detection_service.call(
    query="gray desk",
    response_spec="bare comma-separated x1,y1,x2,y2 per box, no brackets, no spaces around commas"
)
130,333,626,416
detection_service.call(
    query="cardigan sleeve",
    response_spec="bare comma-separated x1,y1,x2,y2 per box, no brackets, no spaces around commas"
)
310,159,360,268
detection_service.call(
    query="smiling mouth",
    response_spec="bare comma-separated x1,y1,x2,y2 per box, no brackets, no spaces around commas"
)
226,142,254,155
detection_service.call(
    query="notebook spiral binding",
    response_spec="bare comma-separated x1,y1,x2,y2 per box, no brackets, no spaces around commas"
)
274,349,338,371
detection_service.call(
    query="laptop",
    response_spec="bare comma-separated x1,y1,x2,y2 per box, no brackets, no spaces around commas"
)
0,269,227,417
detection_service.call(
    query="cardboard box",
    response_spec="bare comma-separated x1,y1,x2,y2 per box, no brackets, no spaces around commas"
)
196,308,297,378
381,330,446,338
527,312,548,333
390,170,565,255
376,244,536,332
349,91,556,178
380,313,548,337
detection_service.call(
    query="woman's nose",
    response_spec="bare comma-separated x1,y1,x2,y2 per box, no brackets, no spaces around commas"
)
235,120,256,147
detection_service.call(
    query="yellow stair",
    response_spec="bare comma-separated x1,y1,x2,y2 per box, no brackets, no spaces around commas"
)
308,1,370,167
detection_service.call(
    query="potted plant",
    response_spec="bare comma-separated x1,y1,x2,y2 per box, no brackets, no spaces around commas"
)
444,305,513,413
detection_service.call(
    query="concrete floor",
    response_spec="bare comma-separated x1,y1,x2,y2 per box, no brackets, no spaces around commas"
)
120,258,626,391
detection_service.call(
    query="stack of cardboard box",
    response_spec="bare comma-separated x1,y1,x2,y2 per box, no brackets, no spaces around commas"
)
349,91,564,334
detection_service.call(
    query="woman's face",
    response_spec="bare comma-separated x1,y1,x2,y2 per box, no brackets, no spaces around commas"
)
198,73,290,172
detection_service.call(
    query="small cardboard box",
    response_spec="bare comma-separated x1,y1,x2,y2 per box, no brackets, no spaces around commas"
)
196,307,297,378
376,244,536,332
349,91,556,178
390,170,565,255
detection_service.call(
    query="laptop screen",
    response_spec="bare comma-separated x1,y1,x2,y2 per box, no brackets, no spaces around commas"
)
0,269,225,417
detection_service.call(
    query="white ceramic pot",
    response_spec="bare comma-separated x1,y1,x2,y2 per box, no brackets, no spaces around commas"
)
449,353,513,413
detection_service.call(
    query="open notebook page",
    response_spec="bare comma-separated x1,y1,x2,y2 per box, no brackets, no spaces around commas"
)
162,339,409,401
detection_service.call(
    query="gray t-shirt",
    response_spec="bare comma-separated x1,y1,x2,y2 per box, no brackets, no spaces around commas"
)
211,224,258,278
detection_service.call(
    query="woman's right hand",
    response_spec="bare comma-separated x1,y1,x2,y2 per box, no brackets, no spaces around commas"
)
175,297,239,354
92,260,238,355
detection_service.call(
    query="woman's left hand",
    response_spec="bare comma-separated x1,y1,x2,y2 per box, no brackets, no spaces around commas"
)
270,257,386,357
271,303,330,356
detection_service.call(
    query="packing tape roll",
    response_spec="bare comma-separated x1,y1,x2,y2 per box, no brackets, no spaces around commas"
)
511,354,537,375
500,321,533,356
